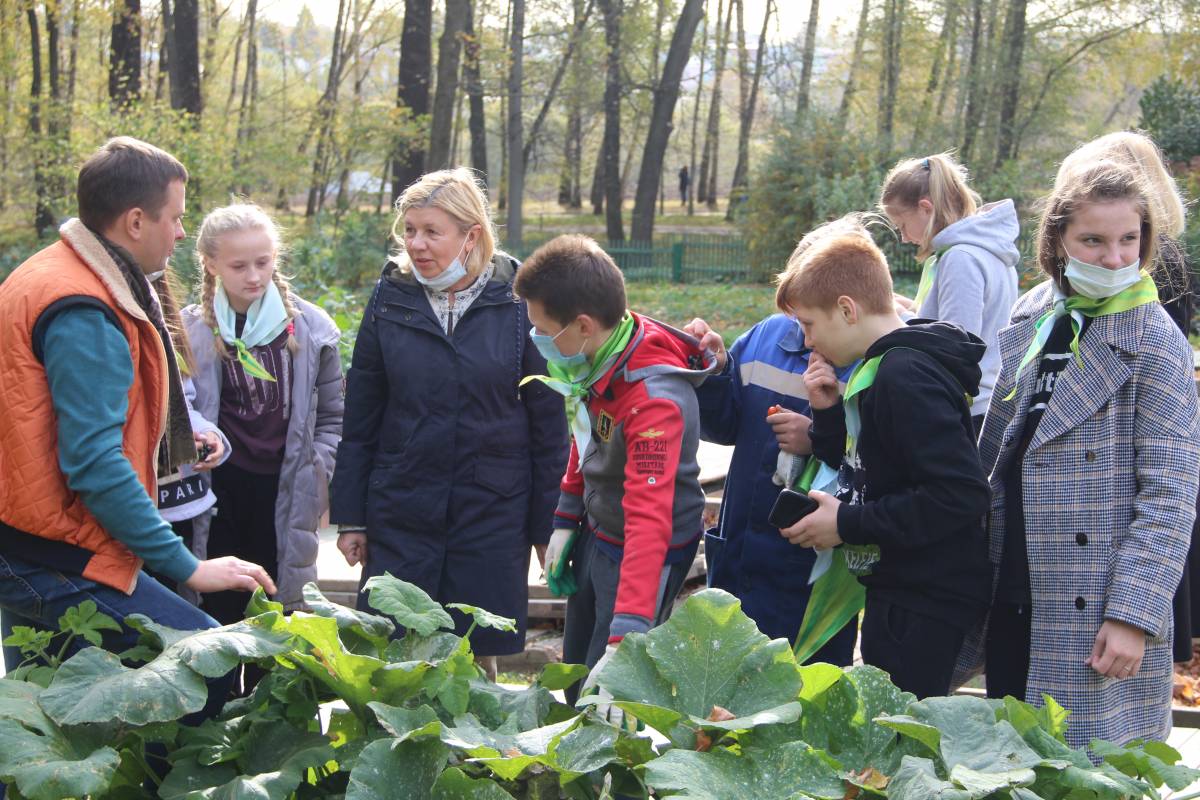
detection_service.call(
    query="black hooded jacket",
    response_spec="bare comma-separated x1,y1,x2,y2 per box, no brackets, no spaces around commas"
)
809,320,992,628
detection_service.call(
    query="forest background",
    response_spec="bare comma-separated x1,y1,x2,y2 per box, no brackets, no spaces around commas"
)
2,0,1200,351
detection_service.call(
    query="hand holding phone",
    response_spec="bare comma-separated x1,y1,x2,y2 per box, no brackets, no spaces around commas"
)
768,488,820,529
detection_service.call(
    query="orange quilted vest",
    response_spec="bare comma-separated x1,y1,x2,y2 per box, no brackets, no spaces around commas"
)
0,220,168,594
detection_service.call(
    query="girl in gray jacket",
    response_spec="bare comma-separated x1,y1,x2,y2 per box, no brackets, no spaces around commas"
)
181,204,344,641
880,153,1020,431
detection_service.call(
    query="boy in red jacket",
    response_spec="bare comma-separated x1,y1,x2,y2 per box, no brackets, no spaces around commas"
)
514,235,717,711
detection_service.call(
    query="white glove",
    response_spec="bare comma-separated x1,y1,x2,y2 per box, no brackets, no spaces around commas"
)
580,644,630,729
544,528,574,575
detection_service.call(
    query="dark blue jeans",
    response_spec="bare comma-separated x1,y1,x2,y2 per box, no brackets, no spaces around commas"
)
0,551,232,709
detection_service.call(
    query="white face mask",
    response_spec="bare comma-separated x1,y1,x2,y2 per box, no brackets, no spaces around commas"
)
413,234,470,291
1063,254,1141,300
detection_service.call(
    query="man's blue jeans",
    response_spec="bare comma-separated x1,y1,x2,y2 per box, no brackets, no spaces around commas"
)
0,551,231,714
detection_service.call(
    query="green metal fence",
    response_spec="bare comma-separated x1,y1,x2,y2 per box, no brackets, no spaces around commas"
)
502,229,1038,284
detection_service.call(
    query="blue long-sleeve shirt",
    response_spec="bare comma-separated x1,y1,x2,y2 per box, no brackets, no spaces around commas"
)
41,307,198,584
694,314,852,641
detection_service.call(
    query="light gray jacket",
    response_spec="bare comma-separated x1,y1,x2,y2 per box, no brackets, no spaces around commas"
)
181,298,344,609
924,199,1021,414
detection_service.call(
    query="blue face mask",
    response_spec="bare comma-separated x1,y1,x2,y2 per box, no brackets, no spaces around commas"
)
530,323,588,369
413,234,470,291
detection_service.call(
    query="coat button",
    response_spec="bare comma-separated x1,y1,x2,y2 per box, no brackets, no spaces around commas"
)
1085,450,1096,462
404,312,412,320
1075,596,1086,610
1076,533,1088,546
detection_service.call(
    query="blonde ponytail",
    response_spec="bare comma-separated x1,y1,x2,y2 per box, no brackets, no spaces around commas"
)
880,152,981,259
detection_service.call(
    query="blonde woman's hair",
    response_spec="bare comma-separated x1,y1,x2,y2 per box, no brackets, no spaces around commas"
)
879,152,981,259
194,202,300,359
1055,130,1185,238
390,167,496,279
1035,159,1159,292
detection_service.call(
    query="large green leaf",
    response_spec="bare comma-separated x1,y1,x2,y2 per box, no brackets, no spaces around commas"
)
277,614,387,710
445,603,517,633
159,617,295,678
466,678,552,732
1090,738,1200,790
642,741,845,799
303,583,395,648
905,695,1041,773
362,574,454,636
593,589,803,738
346,737,449,800
0,680,122,800
441,714,584,781
39,647,208,726
160,723,335,800
367,702,442,742
431,766,516,799
886,756,973,800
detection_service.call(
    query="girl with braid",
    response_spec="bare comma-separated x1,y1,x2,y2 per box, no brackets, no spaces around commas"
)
181,204,344,640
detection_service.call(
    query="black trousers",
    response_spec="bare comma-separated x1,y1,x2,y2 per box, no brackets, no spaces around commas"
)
985,602,1031,701
860,593,966,699
203,462,280,625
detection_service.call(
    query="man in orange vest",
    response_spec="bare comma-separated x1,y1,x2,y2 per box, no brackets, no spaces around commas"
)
0,137,276,673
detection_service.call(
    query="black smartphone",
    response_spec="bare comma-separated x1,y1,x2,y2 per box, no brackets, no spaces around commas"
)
768,488,820,528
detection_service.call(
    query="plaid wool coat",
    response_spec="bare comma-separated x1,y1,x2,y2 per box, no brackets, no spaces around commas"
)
962,279,1200,748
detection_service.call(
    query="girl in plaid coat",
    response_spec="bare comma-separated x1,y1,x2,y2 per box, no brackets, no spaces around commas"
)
970,158,1200,748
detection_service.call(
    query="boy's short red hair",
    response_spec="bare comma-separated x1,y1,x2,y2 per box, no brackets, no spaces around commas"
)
775,235,894,315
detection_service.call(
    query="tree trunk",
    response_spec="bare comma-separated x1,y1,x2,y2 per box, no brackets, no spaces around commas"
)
391,0,432,203
910,0,956,149
598,0,623,241
876,0,904,153
835,0,870,131
522,0,593,168
167,0,202,116
505,0,525,249
109,0,141,108
306,0,348,218
726,0,771,220
27,8,53,236
201,0,225,106
794,0,818,123
67,0,80,108
630,0,704,241
463,0,487,181
991,0,1026,169
233,0,258,192
223,3,245,120
933,0,960,128
958,0,984,163
428,0,469,171
700,0,732,209
687,0,708,217
154,2,169,102
696,0,726,205
589,141,604,215
559,0,585,209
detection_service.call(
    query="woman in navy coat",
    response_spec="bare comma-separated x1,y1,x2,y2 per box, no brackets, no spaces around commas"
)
330,168,567,660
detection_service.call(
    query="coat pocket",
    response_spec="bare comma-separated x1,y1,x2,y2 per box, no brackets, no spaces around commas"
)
474,453,531,498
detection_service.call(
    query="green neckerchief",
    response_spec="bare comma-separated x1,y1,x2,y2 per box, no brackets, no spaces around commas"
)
1003,271,1159,401
521,312,637,461
214,331,278,382
912,247,949,310
838,355,884,578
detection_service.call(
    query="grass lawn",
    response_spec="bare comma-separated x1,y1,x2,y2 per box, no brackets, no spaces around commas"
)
628,273,921,346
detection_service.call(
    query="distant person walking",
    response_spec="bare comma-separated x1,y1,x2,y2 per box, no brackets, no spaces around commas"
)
678,166,691,206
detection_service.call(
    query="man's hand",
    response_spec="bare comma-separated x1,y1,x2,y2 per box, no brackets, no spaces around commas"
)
193,431,223,472
802,352,841,411
184,556,276,594
779,490,842,549
337,532,368,567
766,406,813,455
683,317,728,371
1086,619,1146,679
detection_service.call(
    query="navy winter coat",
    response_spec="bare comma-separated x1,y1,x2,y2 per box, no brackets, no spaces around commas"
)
329,253,568,655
